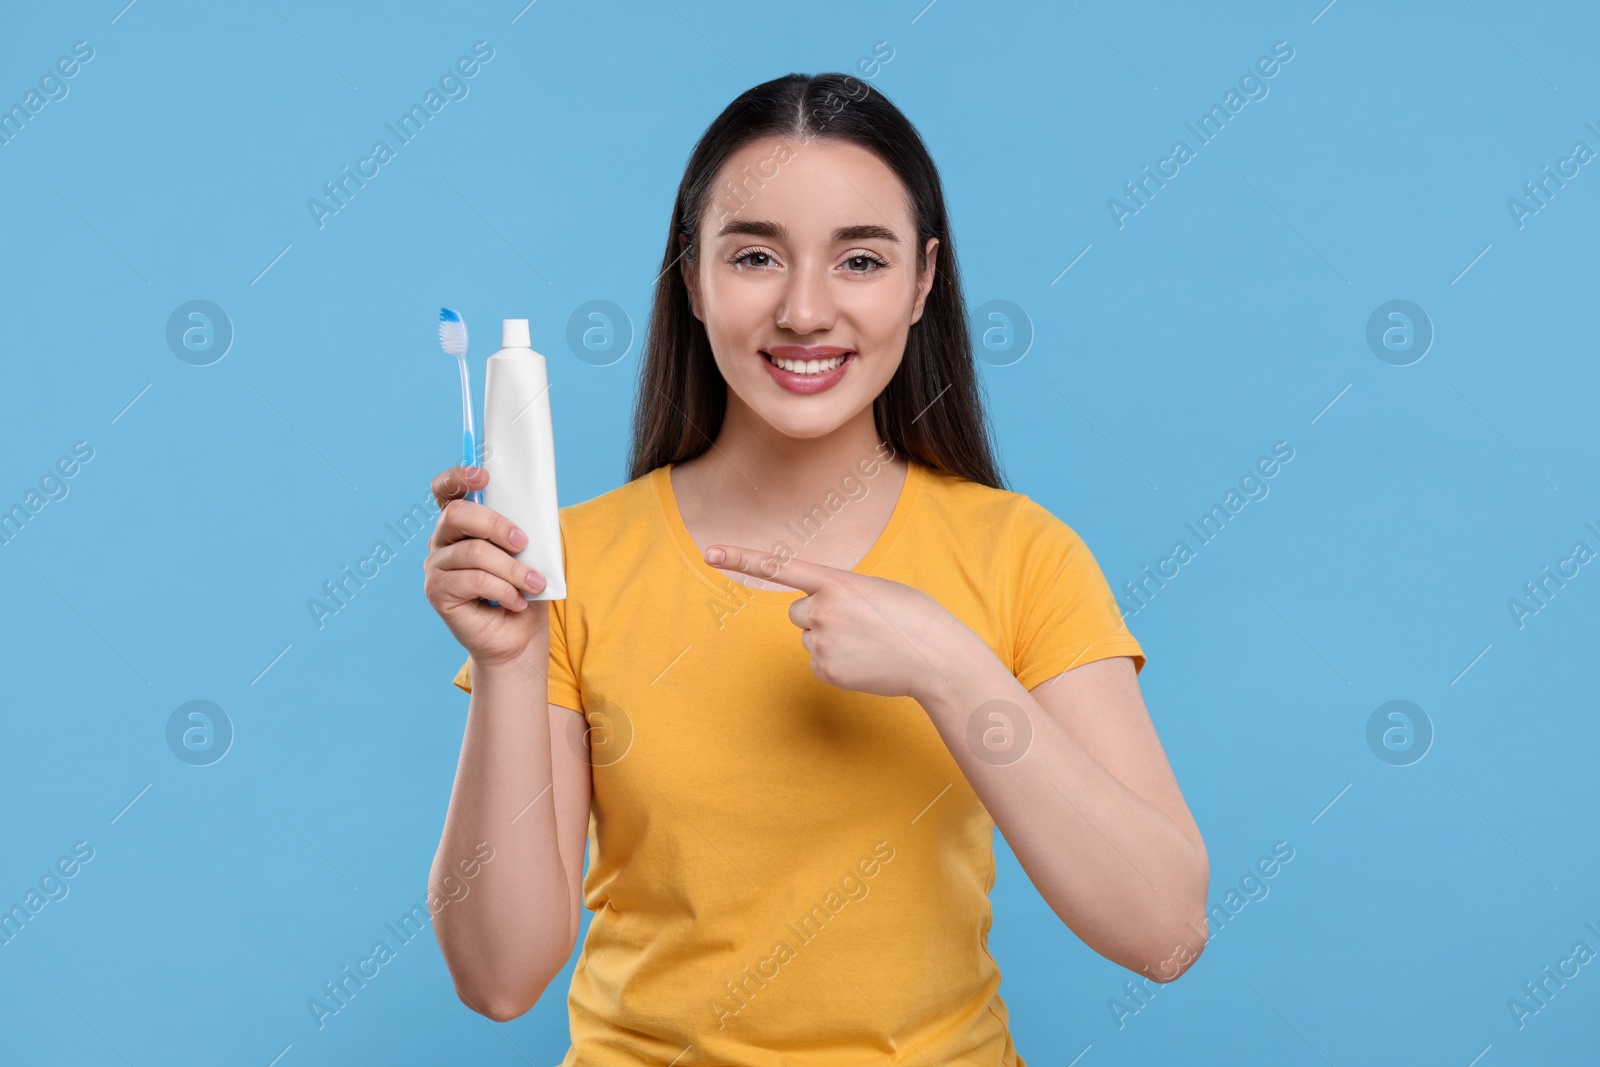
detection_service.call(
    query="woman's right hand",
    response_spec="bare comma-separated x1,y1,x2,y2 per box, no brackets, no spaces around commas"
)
424,466,549,669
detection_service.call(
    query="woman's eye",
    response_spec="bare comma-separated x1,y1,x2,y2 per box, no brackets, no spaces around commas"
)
843,253,887,273
732,249,774,268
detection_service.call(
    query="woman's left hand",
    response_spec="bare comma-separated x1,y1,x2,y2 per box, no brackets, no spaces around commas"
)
704,543,976,701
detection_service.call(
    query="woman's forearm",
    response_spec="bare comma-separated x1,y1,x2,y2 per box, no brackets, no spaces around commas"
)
430,638,573,1019
914,637,1209,980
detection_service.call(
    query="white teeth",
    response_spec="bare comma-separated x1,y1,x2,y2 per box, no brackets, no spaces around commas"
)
767,353,847,375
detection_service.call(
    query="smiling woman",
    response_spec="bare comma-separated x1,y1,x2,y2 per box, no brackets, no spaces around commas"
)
424,72,1208,1067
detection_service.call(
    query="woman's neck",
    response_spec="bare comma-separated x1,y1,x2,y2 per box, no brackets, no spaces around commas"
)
678,404,897,507
669,400,907,578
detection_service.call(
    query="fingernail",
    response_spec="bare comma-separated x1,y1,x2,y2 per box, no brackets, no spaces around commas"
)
465,466,483,479
705,547,725,565
509,526,528,550
526,570,545,591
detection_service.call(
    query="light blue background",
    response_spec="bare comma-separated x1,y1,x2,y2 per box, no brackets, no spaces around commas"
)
3,0,1597,1063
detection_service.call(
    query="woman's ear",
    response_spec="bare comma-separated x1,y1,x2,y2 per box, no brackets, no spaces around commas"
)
679,233,703,322
910,237,939,325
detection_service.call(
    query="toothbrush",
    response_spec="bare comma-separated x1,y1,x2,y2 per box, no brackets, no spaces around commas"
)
439,307,484,505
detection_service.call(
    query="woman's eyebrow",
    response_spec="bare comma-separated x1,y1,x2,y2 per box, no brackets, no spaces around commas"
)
716,220,901,243
834,223,900,243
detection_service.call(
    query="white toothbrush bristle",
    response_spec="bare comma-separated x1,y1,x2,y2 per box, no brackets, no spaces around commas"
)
439,319,468,358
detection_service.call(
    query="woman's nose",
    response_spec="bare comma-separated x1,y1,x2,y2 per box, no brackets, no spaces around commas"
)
774,265,836,335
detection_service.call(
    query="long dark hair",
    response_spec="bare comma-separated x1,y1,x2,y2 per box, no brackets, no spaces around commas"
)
625,72,1006,490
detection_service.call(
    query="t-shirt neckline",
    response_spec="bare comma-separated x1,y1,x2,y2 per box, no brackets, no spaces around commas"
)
652,457,923,606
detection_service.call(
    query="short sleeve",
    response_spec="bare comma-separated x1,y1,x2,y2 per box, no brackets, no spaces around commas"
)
451,594,583,711
1004,496,1145,690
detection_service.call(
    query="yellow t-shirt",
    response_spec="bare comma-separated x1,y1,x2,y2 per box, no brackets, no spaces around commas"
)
452,456,1144,1065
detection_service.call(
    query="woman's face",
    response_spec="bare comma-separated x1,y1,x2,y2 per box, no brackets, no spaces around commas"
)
684,136,938,442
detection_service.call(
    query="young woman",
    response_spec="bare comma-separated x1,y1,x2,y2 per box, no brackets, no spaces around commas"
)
423,72,1208,1066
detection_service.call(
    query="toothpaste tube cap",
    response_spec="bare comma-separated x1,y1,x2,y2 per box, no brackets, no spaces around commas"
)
501,318,531,349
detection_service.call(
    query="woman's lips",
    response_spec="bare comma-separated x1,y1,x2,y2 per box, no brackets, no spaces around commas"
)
760,347,855,394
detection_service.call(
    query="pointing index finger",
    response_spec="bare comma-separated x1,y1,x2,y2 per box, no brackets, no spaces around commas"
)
704,544,836,594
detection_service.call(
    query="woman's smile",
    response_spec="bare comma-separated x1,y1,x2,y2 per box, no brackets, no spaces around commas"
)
760,344,856,393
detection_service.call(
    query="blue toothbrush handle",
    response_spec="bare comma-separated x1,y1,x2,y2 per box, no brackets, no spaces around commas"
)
463,428,485,505
464,428,494,604
464,428,492,604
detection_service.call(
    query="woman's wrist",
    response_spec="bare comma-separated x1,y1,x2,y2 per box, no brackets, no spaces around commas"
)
470,641,550,692
908,613,1001,710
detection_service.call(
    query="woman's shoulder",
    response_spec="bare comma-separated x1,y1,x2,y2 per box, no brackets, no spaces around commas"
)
914,461,1053,533
557,466,661,533
913,463,1100,575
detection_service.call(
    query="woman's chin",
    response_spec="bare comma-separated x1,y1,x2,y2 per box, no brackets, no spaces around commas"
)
748,402,862,442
